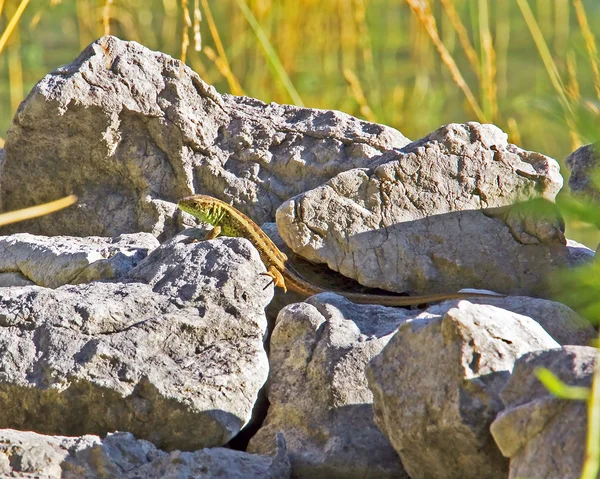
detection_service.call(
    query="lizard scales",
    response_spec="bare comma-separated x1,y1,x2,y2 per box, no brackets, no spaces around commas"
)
178,194,502,306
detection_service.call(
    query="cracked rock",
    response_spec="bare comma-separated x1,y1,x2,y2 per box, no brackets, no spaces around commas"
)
248,293,409,479
491,346,596,479
0,35,409,239
0,233,271,451
0,232,158,288
0,429,290,478
277,122,566,296
565,142,600,202
366,299,560,479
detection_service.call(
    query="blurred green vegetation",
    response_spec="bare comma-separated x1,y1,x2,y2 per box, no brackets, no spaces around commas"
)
1,0,600,245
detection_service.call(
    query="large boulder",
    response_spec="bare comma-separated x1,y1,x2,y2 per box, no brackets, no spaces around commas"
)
491,346,596,479
0,36,409,238
248,293,410,479
0,233,271,451
366,300,561,479
276,122,567,296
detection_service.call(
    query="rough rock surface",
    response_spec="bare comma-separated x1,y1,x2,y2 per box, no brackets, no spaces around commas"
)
0,429,290,479
0,232,158,287
366,300,560,479
565,142,600,201
426,295,595,346
249,293,409,479
277,122,567,296
0,234,271,451
491,346,596,479
0,35,409,238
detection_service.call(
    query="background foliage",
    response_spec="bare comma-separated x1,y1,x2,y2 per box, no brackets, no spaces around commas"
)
0,0,599,244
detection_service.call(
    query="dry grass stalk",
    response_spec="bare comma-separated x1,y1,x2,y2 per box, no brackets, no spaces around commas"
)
566,50,581,102
0,195,77,227
478,0,497,122
343,68,376,122
572,0,600,102
405,0,487,123
200,0,243,95
439,0,480,79
180,0,191,64
103,0,113,36
516,0,571,115
0,0,30,55
193,0,201,51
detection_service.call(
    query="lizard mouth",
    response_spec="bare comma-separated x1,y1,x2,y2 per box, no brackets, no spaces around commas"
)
177,195,220,224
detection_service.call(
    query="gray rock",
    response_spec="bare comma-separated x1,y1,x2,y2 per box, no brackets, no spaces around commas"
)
565,142,600,200
248,293,410,479
491,346,596,479
0,234,271,451
0,233,159,287
366,300,560,479
0,429,290,478
566,238,595,265
276,122,566,296
1,36,409,238
425,295,595,346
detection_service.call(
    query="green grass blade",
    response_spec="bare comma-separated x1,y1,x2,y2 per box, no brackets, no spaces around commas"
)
233,0,304,107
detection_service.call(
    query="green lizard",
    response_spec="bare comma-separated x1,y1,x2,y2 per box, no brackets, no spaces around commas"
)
178,194,503,306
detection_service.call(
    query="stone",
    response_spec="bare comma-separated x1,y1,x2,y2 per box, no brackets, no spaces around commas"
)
491,346,596,479
425,295,595,346
276,122,566,296
0,234,271,451
0,429,290,478
1,36,409,239
0,232,159,287
565,142,600,201
248,293,409,479
366,300,560,479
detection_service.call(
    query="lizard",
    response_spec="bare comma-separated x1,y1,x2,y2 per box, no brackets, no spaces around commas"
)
177,194,504,306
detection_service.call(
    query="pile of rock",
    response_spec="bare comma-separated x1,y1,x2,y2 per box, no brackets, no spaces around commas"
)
0,36,595,478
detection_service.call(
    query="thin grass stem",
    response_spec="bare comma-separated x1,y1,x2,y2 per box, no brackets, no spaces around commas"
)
405,0,487,123
200,0,243,95
0,0,30,55
234,0,303,106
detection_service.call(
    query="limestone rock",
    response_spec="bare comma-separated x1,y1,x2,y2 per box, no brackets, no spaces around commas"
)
277,122,566,296
366,300,560,479
1,36,409,238
425,295,595,346
0,232,158,288
0,234,271,451
565,142,600,201
491,346,595,479
248,293,409,479
0,429,290,478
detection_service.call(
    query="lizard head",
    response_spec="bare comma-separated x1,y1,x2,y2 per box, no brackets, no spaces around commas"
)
177,195,226,225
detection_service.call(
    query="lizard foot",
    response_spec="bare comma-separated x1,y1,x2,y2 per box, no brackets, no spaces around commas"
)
205,226,222,240
260,266,287,293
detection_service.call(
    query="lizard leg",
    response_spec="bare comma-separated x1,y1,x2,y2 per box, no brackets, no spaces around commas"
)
205,225,222,240
260,265,287,293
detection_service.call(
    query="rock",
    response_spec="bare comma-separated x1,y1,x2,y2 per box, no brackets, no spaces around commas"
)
565,142,600,200
0,234,271,451
277,122,566,296
425,295,595,346
248,293,410,479
0,232,159,287
0,429,290,478
1,36,409,238
491,346,596,479
366,300,560,479
566,238,595,265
